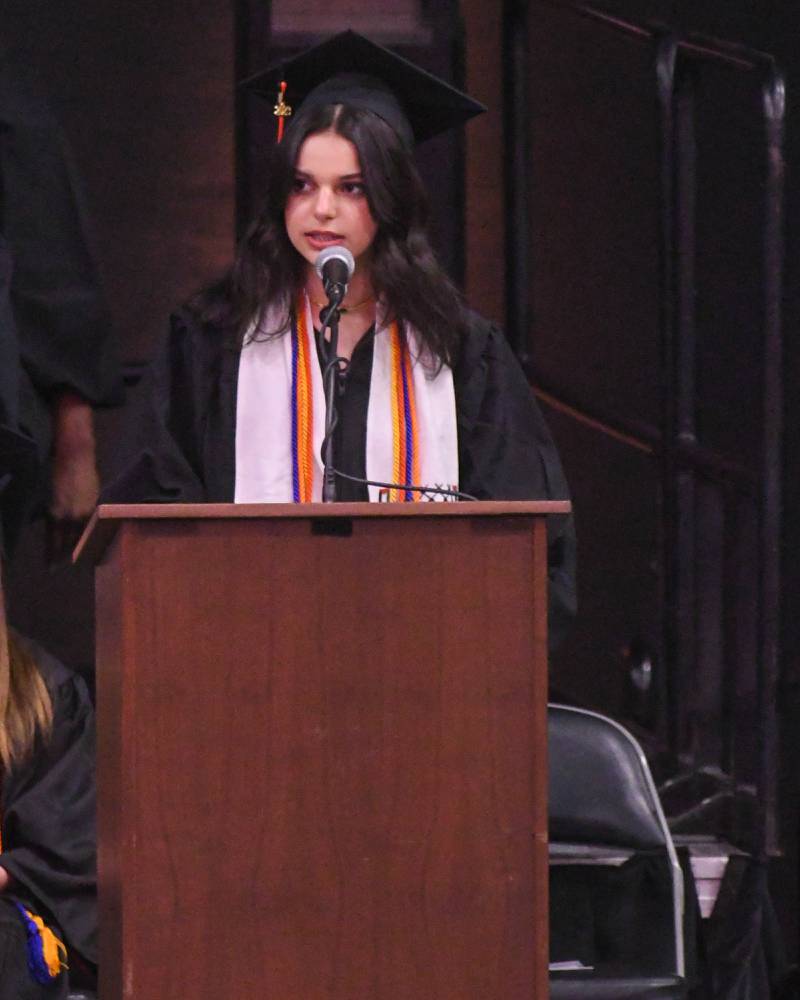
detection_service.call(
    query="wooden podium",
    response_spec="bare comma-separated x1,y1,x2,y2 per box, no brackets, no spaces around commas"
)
83,501,568,1000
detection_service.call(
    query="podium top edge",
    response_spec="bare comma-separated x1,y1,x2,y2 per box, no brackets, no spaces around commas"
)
94,500,571,520
73,500,571,564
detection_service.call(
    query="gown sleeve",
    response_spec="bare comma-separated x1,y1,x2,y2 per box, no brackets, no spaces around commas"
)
455,315,577,646
0,642,97,963
102,310,218,503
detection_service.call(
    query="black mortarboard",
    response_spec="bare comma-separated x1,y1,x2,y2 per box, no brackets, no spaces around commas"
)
242,30,486,148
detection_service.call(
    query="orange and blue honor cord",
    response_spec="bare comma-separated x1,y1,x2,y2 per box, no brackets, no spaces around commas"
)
291,294,314,502
12,902,68,984
291,304,421,501
389,322,421,501
2,794,66,984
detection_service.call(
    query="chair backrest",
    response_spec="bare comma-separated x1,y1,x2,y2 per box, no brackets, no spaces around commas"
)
548,704,685,978
549,704,669,849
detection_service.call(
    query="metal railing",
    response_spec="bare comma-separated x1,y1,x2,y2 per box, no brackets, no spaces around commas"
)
510,0,785,857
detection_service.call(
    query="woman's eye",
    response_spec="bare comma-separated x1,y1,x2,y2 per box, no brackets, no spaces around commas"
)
341,181,366,196
291,176,311,193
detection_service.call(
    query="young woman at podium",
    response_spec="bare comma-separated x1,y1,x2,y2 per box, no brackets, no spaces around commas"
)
108,31,576,642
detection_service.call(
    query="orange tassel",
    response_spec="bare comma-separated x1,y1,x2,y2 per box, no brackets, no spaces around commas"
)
274,80,292,143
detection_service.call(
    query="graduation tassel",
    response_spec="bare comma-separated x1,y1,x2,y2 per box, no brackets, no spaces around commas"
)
13,903,68,984
274,80,292,142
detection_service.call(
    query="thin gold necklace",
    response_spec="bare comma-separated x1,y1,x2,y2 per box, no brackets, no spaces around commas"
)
310,295,375,315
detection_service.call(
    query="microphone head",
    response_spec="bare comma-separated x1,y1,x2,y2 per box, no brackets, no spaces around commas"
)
314,245,355,282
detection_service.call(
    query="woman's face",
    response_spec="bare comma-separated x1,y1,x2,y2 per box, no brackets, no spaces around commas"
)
284,130,378,276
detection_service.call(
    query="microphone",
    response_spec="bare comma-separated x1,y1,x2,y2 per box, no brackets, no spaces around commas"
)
314,246,355,307
313,246,354,502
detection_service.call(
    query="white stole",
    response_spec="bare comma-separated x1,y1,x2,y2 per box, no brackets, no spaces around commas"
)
234,297,458,502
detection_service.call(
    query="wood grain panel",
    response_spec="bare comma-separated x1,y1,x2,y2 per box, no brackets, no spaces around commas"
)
94,550,124,998
95,511,550,999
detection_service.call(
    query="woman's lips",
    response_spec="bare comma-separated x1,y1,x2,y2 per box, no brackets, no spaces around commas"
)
305,231,345,251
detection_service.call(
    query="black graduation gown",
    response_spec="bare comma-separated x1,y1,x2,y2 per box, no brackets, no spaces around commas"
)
0,238,20,435
0,638,97,969
0,61,123,471
106,307,577,642
0,237,38,554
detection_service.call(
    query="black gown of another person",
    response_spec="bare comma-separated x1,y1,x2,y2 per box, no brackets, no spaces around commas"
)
0,59,123,490
0,637,97,1000
107,305,577,643
0,236,37,554
1,178,96,998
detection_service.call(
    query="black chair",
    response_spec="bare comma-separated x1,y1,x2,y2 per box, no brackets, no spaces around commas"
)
548,704,687,999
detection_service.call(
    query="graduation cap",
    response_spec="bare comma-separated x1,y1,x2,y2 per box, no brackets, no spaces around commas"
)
242,30,486,148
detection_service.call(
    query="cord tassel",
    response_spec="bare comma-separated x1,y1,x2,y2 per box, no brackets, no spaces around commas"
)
13,903,68,984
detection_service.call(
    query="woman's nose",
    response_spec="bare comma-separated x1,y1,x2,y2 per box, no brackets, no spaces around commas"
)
313,187,336,220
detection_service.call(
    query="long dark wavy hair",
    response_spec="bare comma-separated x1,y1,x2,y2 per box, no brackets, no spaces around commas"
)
192,102,467,368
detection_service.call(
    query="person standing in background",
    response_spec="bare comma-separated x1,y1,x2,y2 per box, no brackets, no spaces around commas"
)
0,56,122,558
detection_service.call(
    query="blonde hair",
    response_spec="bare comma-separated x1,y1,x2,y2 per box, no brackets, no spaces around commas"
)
0,564,53,770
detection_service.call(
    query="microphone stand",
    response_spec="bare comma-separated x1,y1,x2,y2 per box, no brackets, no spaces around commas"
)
318,282,346,503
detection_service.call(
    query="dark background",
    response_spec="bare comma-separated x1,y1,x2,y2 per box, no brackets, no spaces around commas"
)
2,0,797,963
521,0,799,958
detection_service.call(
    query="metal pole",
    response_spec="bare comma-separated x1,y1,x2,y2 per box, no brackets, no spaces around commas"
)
655,33,681,757
503,0,532,365
756,63,785,858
